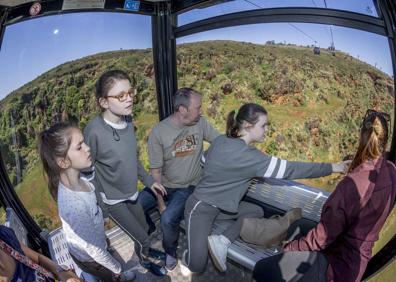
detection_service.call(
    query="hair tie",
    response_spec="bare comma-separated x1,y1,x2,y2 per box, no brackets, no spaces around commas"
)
234,109,239,120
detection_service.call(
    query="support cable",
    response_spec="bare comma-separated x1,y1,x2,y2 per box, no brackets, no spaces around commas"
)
243,0,319,44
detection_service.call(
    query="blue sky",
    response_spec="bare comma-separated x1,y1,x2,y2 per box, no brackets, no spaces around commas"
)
0,0,392,99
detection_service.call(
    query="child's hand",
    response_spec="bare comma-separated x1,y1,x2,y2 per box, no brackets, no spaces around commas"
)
150,182,167,197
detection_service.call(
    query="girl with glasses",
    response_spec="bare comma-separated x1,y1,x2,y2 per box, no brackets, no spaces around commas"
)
83,70,167,276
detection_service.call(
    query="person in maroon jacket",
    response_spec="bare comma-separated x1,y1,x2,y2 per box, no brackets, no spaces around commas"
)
253,109,396,282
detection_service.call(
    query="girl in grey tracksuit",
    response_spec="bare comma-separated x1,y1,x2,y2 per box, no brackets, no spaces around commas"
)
84,70,167,276
183,103,349,273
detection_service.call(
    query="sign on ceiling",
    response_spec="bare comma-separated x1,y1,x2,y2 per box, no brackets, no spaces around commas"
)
62,0,105,10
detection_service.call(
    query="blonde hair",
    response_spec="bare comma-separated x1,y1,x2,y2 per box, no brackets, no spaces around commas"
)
349,114,389,172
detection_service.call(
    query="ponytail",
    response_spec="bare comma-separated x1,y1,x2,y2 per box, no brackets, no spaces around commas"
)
226,103,268,138
226,110,241,138
38,122,76,201
349,113,389,172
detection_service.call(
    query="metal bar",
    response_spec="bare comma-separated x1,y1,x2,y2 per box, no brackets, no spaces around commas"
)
377,0,396,163
0,5,7,53
373,0,383,19
152,1,177,120
175,7,387,38
172,0,237,15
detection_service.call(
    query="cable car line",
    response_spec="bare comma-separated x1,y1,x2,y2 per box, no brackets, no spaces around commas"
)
311,0,318,7
322,0,335,50
243,0,261,9
242,0,319,45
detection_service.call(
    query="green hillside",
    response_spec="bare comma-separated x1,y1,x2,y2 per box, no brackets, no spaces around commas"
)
0,40,393,229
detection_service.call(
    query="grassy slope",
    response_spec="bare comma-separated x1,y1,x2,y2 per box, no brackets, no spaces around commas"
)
0,207,5,224
14,163,60,229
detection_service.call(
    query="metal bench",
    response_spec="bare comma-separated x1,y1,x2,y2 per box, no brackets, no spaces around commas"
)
224,178,329,270
247,178,329,222
176,178,327,270
173,178,329,270
47,227,98,282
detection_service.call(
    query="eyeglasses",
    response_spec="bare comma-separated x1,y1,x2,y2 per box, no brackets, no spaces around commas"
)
361,109,391,133
104,89,135,102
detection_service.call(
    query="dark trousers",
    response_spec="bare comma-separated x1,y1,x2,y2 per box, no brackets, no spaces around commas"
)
106,200,151,262
138,186,195,257
253,251,328,282
71,254,117,282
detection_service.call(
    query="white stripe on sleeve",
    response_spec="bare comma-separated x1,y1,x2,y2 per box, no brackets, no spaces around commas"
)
264,157,278,178
275,160,287,179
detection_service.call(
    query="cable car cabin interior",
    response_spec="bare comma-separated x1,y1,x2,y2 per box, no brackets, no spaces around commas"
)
0,0,395,281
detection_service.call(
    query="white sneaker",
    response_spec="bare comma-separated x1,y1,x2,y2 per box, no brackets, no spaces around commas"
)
207,235,230,272
119,268,136,281
180,250,192,277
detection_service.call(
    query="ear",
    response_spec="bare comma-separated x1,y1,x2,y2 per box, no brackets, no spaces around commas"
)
98,97,109,109
242,121,253,131
179,105,188,114
56,157,70,169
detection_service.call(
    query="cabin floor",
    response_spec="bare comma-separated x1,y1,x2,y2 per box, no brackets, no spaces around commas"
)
106,223,253,282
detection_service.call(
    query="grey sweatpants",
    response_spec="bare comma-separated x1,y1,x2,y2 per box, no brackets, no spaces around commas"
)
106,200,151,262
184,194,264,273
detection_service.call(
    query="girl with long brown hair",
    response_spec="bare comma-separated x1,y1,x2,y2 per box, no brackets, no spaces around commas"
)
38,122,136,281
255,109,396,282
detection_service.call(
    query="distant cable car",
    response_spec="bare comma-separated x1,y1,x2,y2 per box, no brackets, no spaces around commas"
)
313,46,320,55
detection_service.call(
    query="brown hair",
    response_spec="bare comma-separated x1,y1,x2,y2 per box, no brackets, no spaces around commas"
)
96,70,132,102
38,122,76,200
226,103,268,138
349,112,389,172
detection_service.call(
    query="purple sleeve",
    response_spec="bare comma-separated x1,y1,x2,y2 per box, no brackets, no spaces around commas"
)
284,177,356,252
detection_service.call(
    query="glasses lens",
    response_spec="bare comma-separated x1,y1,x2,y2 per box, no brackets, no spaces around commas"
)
116,91,130,102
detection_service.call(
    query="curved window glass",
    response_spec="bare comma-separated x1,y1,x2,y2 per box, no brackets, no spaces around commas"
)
176,22,393,192
178,0,379,26
0,12,157,230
